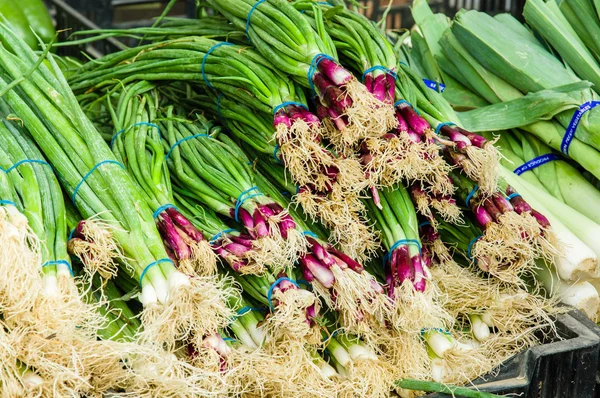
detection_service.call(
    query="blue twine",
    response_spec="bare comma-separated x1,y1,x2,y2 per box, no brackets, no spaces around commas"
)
561,101,600,155
422,78,446,92
152,204,178,219
139,258,173,286
236,306,267,317
467,236,482,259
42,259,74,277
209,228,237,245
307,53,335,93
202,42,234,89
506,193,521,201
420,327,451,336
513,154,561,176
465,185,479,208
110,122,161,149
165,133,211,162
0,200,17,207
272,101,308,115
361,66,397,82
266,277,299,309
272,144,283,165
383,239,422,265
234,186,262,222
302,231,319,239
1,159,52,173
435,122,456,136
72,160,124,205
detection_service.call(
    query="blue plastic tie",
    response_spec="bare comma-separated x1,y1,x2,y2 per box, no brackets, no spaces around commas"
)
222,337,237,342
393,99,411,108
506,193,521,201
0,200,17,207
361,65,397,82
209,228,237,245
422,78,446,92
420,327,451,336
68,228,76,240
513,154,561,176
467,236,482,260
1,159,52,173
418,221,431,228
302,231,319,239
42,260,74,277
110,122,161,149
465,185,479,208
272,144,283,165
72,160,124,206
139,258,173,286
383,239,422,265
152,204,178,219
296,279,311,289
272,101,308,115
234,186,262,222
307,53,335,93
561,101,600,155
322,329,340,342
245,0,268,41
236,306,267,317
165,133,211,162
267,277,299,309
202,42,234,89
435,122,456,136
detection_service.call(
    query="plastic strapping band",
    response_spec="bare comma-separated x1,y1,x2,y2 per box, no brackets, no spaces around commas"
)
467,236,482,260
272,144,283,164
110,122,161,148
72,160,124,205
165,133,211,161
236,306,267,317
272,101,308,115
209,228,237,245
561,101,600,154
202,42,234,89
361,66,397,82
0,200,17,207
153,204,177,219
513,154,561,176
139,258,173,286
234,186,262,222
435,122,456,136
302,231,319,239
266,277,299,309
383,239,422,264
420,327,451,336
422,78,446,92
245,0,267,40
465,185,479,208
506,193,521,201
42,260,74,277
308,53,335,93
1,159,52,173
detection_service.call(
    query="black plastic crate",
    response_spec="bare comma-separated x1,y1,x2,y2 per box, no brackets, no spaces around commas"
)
425,310,600,398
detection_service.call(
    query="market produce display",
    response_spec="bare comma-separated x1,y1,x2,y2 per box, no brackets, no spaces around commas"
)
1,0,600,396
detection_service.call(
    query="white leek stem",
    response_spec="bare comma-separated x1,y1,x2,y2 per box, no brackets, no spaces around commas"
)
469,314,491,342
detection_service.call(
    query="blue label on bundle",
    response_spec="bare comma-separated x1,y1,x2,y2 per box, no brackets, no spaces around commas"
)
422,78,446,92
513,154,561,176
561,101,600,154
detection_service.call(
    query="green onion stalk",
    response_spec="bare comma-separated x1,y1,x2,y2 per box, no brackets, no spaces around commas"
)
107,81,217,276
0,23,235,349
206,0,397,147
157,110,308,274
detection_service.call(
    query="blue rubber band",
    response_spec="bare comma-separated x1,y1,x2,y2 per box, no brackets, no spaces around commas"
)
561,101,600,155
280,190,290,196
222,337,237,342
418,221,431,228
420,327,451,336
139,258,173,286
165,133,212,162
272,144,283,165
307,53,335,93
394,99,411,108
110,122,161,149
506,193,521,201
0,200,17,207
1,159,52,173
266,277,299,309
435,122,456,136
383,239,422,265
236,306,267,317
234,186,262,222
296,279,311,289
465,185,479,208
202,42,234,89
422,78,446,92
361,66,397,82
322,329,340,342
513,154,561,176
245,0,268,41
272,101,308,115
302,231,319,239
72,160,124,205
467,236,482,260
68,228,76,240
209,228,237,245
152,204,178,219
42,259,74,277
